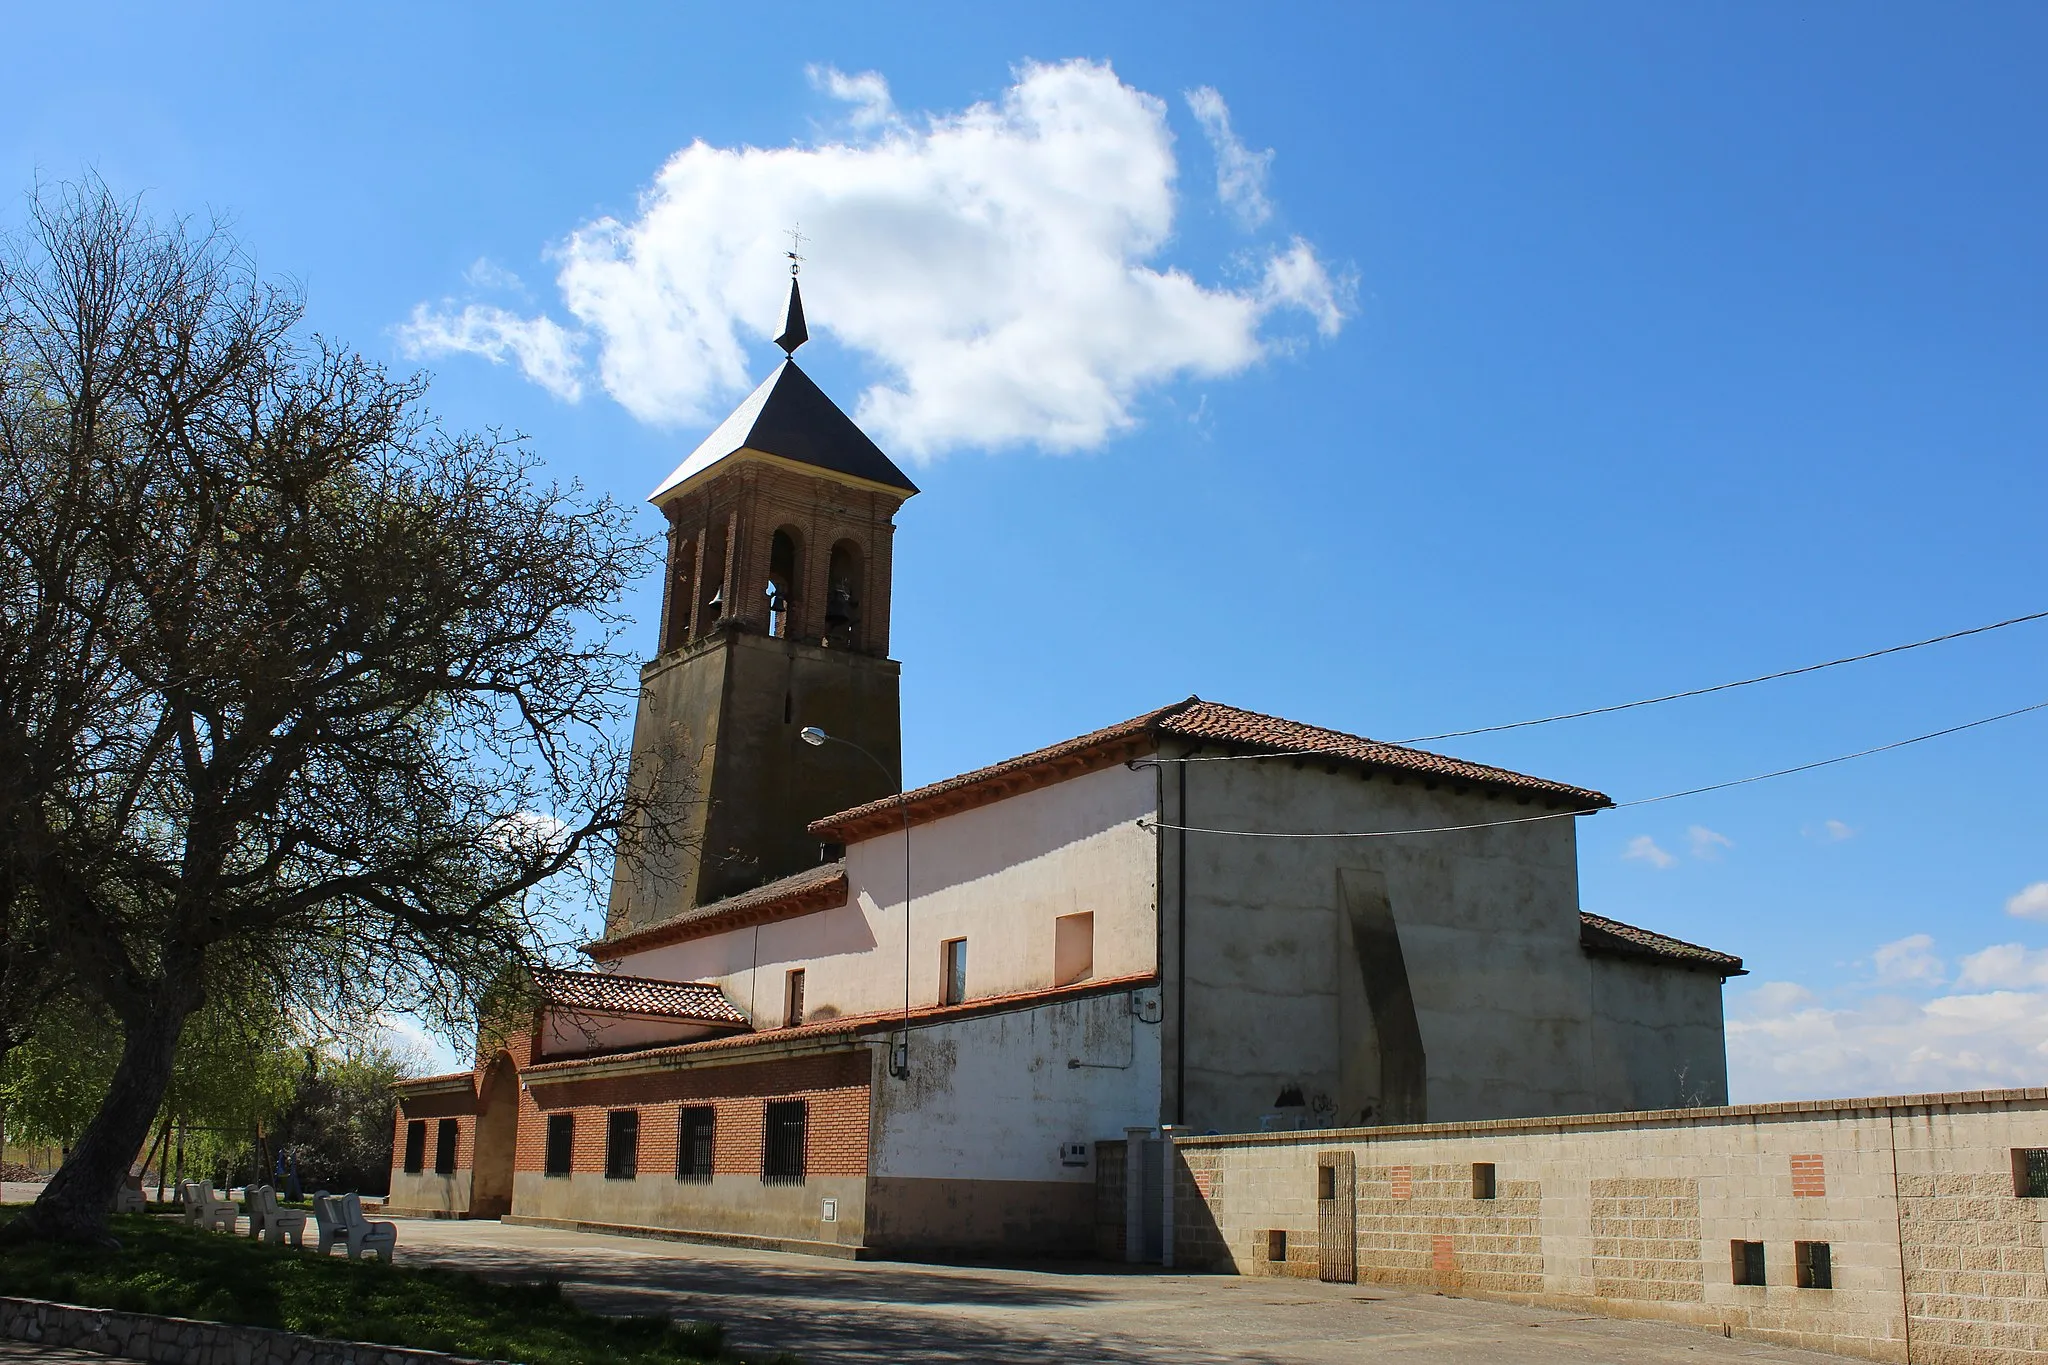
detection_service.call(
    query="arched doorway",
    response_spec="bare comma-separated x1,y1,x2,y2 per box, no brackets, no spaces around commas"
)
470,1052,518,1219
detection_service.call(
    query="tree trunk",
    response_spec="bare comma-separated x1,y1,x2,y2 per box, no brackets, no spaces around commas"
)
6,993,195,1244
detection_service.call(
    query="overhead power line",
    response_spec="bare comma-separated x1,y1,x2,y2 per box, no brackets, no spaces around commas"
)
1159,606,2048,763
1398,607,2048,745
1139,697,2048,841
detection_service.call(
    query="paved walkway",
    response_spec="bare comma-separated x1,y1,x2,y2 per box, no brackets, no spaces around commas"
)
386,1218,1854,1365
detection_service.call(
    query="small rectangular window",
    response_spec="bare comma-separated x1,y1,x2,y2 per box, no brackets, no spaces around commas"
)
1317,1165,1336,1201
433,1118,459,1175
677,1106,715,1181
605,1110,640,1180
763,1100,807,1185
784,968,806,1028
402,1119,426,1174
941,938,967,1006
1732,1239,1766,1286
1472,1163,1497,1200
1267,1229,1287,1262
544,1113,574,1177
2013,1148,2048,1197
1795,1240,1833,1290
1054,912,1095,986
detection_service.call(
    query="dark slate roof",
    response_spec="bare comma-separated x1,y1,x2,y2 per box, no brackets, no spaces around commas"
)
535,967,750,1025
1579,912,1746,975
648,360,918,502
584,861,850,962
814,697,1611,841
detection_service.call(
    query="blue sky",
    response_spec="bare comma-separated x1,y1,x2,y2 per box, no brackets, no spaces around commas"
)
13,2,2046,1099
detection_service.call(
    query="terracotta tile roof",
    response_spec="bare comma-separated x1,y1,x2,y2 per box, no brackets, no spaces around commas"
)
390,1069,479,1096
583,861,849,962
1580,912,1745,975
523,972,1159,1080
811,697,1611,842
536,967,751,1025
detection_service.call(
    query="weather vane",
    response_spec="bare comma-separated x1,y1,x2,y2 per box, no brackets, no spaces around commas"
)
786,224,807,277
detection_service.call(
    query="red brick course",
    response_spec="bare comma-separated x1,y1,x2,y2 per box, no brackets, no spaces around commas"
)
391,1108,475,1175
1790,1152,1826,1198
518,1046,870,1179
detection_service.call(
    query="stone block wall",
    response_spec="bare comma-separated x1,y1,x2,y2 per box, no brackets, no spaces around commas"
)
0,1295,487,1365
1174,1087,2048,1365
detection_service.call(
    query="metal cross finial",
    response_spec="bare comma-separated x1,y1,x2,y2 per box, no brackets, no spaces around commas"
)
786,224,807,276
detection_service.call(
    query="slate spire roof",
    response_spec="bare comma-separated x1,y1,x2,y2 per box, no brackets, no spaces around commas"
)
648,282,917,503
774,275,809,356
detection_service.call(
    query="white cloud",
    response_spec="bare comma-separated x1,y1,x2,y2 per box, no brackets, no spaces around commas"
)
405,60,1346,459
1687,825,1734,860
462,257,527,294
1730,978,2048,1102
1728,930,2048,1102
397,302,584,401
1803,818,1857,842
1958,942,2048,990
1622,835,1676,869
1185,85,1275,229
1870,933,1944,986
2006,881,2048,920
807,64,896,130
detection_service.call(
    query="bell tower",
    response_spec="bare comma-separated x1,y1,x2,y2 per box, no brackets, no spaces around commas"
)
604,273,917,935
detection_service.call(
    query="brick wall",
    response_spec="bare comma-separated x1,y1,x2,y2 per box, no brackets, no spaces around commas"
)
520,1049,870,1180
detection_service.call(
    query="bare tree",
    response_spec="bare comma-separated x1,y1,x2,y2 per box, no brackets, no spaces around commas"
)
0,178,670,1243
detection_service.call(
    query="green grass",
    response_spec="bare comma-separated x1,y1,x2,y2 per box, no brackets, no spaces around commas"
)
0,1210,788,1365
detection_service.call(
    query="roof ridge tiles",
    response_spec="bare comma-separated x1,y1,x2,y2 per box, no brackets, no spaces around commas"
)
811,695,1610,843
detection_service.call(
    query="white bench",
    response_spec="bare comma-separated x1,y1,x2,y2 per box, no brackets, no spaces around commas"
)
311,1192,396,1261
111,1177,145,1214
245,1184,308,1247
180,1180,237,1233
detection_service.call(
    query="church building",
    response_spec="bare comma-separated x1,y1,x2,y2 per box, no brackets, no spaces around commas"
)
388,279,1744,1258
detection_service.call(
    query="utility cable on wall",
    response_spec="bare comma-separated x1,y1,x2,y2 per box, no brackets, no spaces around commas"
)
1137,697,2048,840
1152,606,2048,762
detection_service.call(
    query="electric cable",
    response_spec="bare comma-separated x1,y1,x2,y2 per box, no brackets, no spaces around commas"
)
1137,697,2048,840
1153,606,2048,763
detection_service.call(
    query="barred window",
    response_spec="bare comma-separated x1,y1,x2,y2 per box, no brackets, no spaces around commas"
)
1732,1240,1766,1286
605,1110,640,1180
2013,1148,2048,1197
433,1118,459,1175
762,1100,807,1185
1795,1240,1833,1290
678,1106,715,1181
544,1113,574,1177
402,1120,426,1174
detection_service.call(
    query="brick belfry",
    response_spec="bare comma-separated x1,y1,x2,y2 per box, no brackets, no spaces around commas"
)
603,268,917,935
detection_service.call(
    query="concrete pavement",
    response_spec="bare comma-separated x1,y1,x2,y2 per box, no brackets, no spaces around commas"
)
384,1217,1858,1365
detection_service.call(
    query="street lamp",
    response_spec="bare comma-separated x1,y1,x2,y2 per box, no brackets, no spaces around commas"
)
799,726,912,1077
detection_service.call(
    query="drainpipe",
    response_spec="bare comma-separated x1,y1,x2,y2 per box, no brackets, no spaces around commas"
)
1176,756,1189,1127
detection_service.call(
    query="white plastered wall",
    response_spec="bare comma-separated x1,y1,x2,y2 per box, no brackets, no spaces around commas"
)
871,989,1165,1182
609,761,1161,1026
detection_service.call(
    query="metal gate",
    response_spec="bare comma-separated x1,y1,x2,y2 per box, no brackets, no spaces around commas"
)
1137,1136,1165,1262
1317,1150,1356,1283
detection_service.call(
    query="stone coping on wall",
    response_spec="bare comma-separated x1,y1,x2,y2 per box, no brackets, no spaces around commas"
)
0,1294,494,1365
1172,1085,2048,1149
